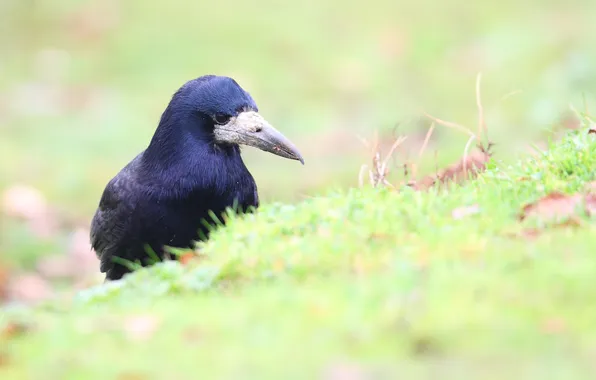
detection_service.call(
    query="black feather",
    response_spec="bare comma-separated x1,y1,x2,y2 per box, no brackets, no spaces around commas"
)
90,76,260,280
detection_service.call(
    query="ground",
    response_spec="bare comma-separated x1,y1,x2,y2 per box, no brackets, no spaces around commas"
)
1,125,594,379
1,1,596,378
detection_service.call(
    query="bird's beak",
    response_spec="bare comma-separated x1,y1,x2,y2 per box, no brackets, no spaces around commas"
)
213,111,304,164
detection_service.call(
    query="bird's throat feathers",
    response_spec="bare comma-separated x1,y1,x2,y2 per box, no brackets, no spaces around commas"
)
140,103,250,194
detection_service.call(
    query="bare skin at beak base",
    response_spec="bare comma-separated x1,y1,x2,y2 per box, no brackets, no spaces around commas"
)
213,111,304,164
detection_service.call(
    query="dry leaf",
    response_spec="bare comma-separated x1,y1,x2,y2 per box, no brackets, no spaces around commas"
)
1,321,30,340
0,266,8,302
179,252,195,266
182,327,205,345
1,184,58,238
7,274,53,304
2,185,48,220
542,317,566,334
506,228,542,240
437,149,491,185
451,204,480,220
116,373,148,380
586,194,596,216
36,255,74,280
0,351,11,367
123,315,160,342
323,362,368,380
520,192,588,221
38,228,99,280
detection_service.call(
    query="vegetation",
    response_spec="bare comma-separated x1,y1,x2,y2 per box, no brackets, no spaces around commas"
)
2,124,594,379
2,1,596,378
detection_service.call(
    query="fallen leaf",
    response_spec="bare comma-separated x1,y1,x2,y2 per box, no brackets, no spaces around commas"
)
409,147,492,191
351,254,365,276
182,327,205,345
542,317,566,334
116,373,148,380
451,204,480,220
323,362,368,380
520,192,585,222
0,351,10,367
1,184,58,237
2,185,48,220
7,273,53,304
506,228,542,240
123,315,160,342
410,335,441,356
586,194,596,216
1,321,30,340
437,149,491,185
560,113,581,130
0,266,8,302
37,255,75,280
179,251,195,266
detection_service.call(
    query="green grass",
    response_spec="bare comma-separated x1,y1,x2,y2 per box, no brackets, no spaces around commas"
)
1,125,594,379
4,0,596,272
2,0,596,209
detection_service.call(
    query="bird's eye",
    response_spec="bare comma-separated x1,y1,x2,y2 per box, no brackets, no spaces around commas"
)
213,113,231,125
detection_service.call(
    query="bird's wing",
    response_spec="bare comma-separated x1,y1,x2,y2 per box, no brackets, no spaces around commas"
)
90,167,137,274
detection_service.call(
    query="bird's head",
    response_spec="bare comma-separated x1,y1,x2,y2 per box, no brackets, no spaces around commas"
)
169,75,304,164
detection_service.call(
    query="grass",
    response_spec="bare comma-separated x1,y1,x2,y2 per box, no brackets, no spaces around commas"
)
2,0,596,207
1,123,594,379
3,0,596,272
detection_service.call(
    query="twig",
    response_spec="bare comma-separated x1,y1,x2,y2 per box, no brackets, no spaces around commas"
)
358,164,368,187
418,122,435,159
381,135,408,174
424,112,475,137
475,72,488,146
462,134,477,179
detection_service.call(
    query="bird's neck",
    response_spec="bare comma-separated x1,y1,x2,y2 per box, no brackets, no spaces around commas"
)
140,108,249,189
143,106,209,166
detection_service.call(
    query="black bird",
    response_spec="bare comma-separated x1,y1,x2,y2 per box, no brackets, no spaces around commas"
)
90,75,304,280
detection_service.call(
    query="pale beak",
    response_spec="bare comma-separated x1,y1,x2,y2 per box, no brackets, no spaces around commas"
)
213,111,304,164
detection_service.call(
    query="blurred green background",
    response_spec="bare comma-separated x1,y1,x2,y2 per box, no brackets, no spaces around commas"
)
1,0,595,272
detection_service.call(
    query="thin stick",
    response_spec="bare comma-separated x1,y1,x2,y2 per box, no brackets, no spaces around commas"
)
424,112,475,137
462,134,477,179
381,135,408,171
358,164,368,187
418,122,435,159
475,72,488,145
500,89,522,102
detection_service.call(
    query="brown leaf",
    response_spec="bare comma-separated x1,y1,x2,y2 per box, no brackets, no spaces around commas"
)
0,351,11,367
506,228,542,240
116,373,148,380
409,148,492,191
437,149,491,185
323,362,368,380
520,192,587,222
0,266,8,302
1,321,30,340
2,185,48,220
182,327,205,345
586,194,596,217
179,251,195,266
123,315,160,342
7,273,53,304
1,185,58,238
451,204,480,220
542,317,567,334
